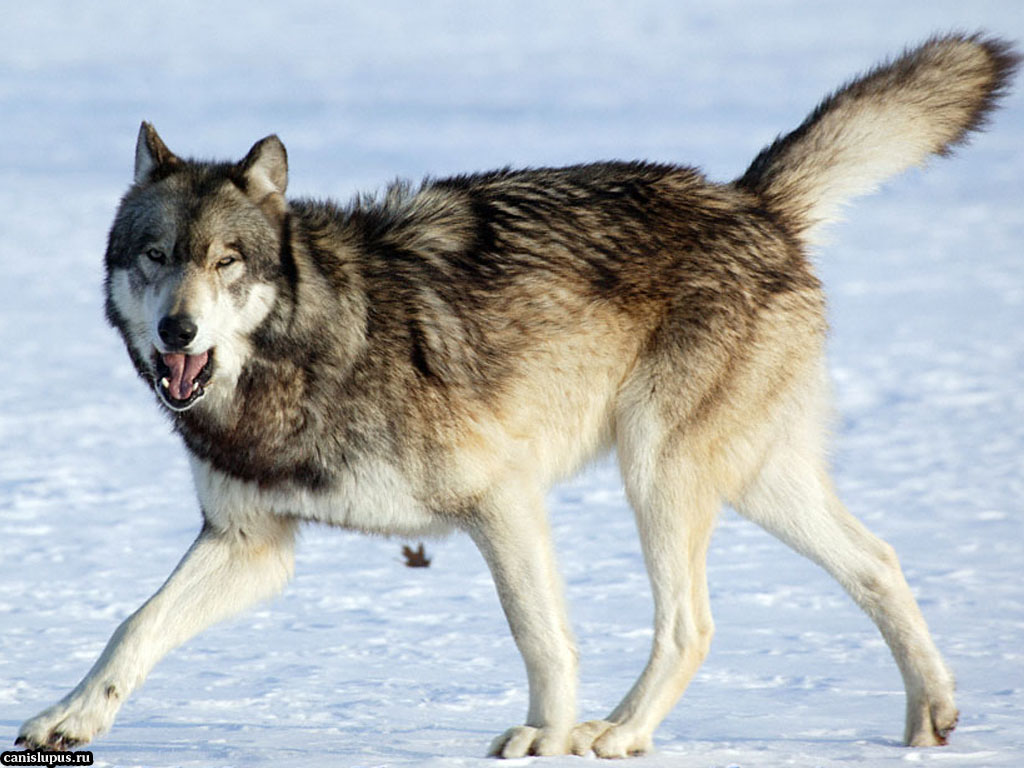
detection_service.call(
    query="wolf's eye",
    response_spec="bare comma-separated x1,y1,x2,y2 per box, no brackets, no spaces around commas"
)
216,255,239,269
145,248,166,265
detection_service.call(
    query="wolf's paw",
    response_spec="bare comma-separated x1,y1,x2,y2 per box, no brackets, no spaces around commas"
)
570,719,653,758
487,725,571,758
17,688,119,751
905,694,959,747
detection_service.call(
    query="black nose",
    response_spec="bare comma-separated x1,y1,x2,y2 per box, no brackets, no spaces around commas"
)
158,314,198,348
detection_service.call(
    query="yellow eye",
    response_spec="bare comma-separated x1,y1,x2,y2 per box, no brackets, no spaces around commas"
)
216,255,238,269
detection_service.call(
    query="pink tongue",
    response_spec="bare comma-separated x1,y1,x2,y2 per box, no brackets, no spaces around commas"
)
162,351,209,401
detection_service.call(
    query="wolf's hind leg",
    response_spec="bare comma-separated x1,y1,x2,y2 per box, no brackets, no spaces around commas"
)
734,429,957,747
571,414,719,758
17,516,296,750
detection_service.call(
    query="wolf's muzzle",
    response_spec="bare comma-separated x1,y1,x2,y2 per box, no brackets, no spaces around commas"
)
158,314,199,349
152,347,214,412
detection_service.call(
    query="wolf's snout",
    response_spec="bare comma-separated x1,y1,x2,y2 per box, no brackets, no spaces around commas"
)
158,314,198,349
152,314,213,409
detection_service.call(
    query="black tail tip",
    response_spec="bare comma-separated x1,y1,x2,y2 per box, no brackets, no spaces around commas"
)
954,33,1021,149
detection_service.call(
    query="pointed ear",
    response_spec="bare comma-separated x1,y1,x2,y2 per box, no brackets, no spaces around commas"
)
134,122,179,184
239,135,288,220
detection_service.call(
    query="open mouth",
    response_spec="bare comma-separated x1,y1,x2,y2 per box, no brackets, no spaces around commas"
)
153,348,214,411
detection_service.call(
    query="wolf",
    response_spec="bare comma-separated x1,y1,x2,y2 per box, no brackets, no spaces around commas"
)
17,34,1018,758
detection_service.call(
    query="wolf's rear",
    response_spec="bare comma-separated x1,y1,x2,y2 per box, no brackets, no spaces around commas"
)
737,34,1019,242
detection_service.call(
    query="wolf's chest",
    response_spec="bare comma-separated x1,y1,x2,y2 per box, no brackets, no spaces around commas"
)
188,455,452,539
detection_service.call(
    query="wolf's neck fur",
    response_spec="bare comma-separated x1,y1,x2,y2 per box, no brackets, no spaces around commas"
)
172,205,380,492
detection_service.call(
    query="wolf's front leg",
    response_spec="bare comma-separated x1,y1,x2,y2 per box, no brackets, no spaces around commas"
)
468,485,578,758
17,516,296,750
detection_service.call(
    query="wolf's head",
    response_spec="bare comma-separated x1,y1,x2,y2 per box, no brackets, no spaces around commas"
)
105,123,288,413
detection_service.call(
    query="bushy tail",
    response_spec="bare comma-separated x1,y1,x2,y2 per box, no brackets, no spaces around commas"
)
736,33,1019,242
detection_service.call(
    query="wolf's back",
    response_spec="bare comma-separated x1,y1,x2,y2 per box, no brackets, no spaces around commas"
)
736,34,1019,242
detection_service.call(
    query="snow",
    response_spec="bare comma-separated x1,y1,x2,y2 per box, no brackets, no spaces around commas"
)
1,2,1022,766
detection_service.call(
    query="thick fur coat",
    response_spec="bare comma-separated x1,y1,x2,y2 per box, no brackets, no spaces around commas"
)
18,33,1018,758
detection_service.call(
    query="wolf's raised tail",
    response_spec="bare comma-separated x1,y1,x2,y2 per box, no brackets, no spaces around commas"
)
736,33,1019,242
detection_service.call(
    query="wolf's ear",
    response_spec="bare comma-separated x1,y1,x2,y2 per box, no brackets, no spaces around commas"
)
134,122,179,184
239,135,288,221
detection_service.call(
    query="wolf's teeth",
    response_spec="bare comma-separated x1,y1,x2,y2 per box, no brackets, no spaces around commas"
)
160,377,170,389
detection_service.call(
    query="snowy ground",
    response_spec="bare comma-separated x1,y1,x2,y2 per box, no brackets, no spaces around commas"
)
2,2,1022,766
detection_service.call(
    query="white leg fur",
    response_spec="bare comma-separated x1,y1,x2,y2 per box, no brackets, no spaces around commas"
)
572,409,718,758
18,517,296,750
734,410,958,746
469,484,579,758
